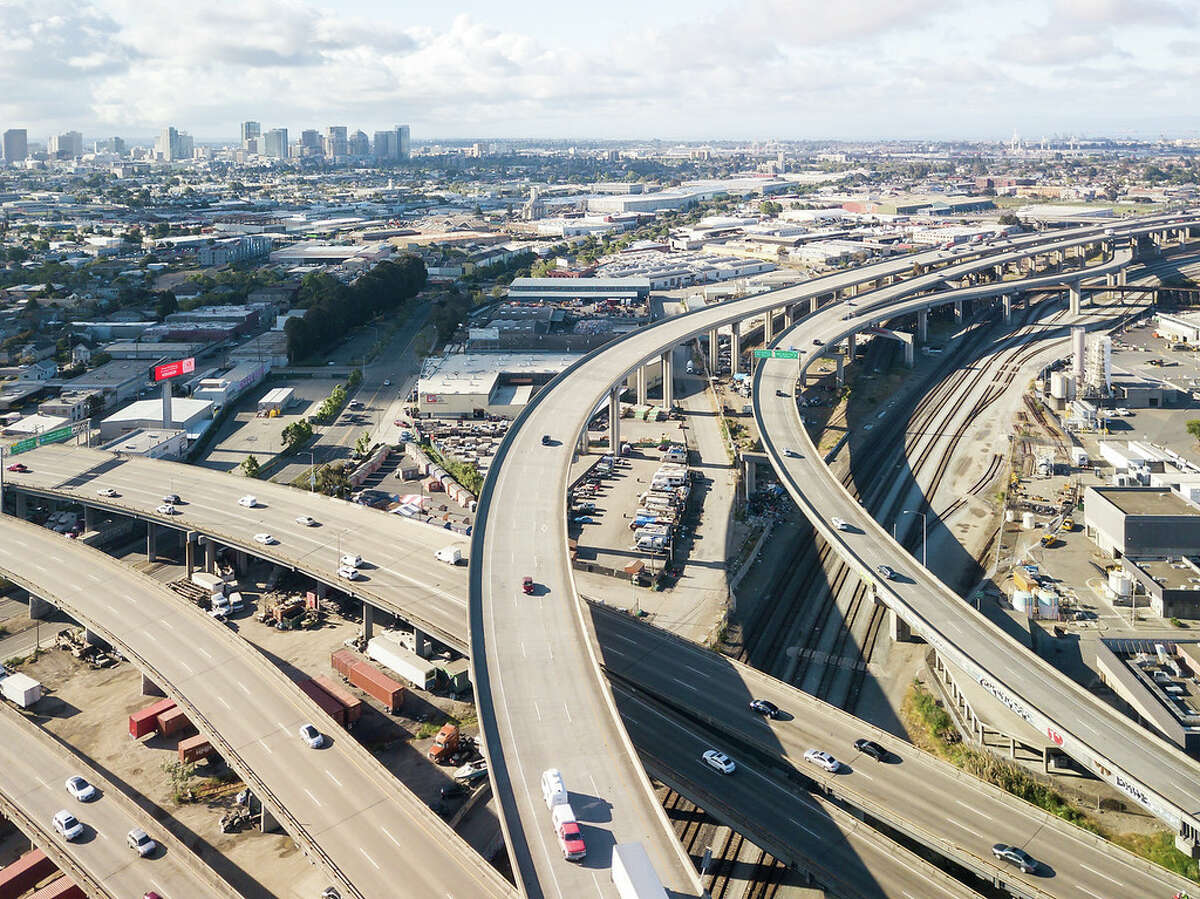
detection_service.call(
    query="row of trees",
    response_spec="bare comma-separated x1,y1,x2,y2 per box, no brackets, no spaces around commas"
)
284,256,427,362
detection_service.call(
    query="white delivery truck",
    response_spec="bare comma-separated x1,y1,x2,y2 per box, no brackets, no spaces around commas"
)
611,842,667,899
0,673,44,708
434,545,464,565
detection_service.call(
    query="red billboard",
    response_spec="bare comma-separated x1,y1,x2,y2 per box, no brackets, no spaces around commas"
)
153,357,196,382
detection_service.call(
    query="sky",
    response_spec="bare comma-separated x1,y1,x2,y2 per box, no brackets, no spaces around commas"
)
3,0,1200,144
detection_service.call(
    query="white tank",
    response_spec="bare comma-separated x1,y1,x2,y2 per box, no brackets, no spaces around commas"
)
1005,509,1015,522
1108,570,1132,597
1022,511,1036,529
1050,371,1071,399
1012,590,1032,614
1036,590,1059,620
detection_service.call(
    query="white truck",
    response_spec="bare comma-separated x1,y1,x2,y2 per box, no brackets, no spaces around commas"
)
434,545,463,565
0,672,43,708
611,842,666,899
367,634,438,690
191,571,230,596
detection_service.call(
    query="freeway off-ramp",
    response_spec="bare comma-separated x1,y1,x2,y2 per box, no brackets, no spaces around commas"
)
754,238,1200,838
2,443,1196,895
0,699,238,899
0,516,514,899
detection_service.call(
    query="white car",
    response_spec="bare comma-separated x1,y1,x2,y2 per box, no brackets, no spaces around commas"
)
383,379,391,386
253,533,276,545
340,553,362,569
295,515,317,527
65,775,96,802
156,504,178,516
803,748,841,773
52,809,84,841
701,749,736,775
96,487,118,498
337,565,360,581
831,517,848,531
238,495,258,508
127,827,156,857
299,723,325,748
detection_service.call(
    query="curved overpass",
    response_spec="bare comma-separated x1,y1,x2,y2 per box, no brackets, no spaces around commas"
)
753,245,1200,844
470,213,1196,895
0,516,514,899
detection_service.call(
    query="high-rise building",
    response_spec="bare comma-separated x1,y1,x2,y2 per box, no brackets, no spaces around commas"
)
241,121,261,144
325,126,348,158
263,128,288,159
300,129,322,157
156,127,193,162
397,124,411,160
2,129,28,163
348,130,370,157
48,130,83,159
94,136,126,155
373,130,395,158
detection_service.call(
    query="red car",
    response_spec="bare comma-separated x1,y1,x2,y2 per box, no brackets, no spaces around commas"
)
522,577,535,595
6,463,27,472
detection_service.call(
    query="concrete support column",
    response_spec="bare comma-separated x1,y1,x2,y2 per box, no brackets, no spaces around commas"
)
783,305,794,328
903,340,915,367
636,364,647,406
83,505,97,533
259,805,281,834
1002,293,1013,324
413,629,431,658
764,309,774,344
141,673,166,698
608,387,621,454
184,536,196,577
1009,735,1016,759
917,309,928,344
954,299,963,322
1175,834,1200,859
1119,267,1127,286
810,295,820,314
14,492,27,519
362,603,375,642
888,607,911,642
708,330,718,368
146,522,158,563
577,429,588,456
994,264,1004,281
730,323,741,378
204,538,216,574
743,457,756,495
1069,282,1082,315
28,594,53,620
847,332,857,361
835,355,845,387
660,349,673,410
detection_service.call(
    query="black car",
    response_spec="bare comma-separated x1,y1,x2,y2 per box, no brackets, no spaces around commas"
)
992,843,1037,874
853,738,887,761
163,493,181,504
541,434,552,446
749,699,781,719
441,782,469,800
812,338,824,346
775,389,786,397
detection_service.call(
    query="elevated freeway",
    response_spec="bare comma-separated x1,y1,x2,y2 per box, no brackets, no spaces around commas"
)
0,699,238,899
0,454,1192,895
0,516,514,899
754,238,1200,850
471,212,1197,895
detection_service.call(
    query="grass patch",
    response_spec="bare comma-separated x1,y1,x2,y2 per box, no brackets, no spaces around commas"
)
422,442,483,495
902,680,1200,882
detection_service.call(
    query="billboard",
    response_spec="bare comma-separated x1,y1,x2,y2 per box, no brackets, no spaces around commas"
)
153,357,196,382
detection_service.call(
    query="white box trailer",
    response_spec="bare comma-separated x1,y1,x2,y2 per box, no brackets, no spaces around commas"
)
0,673,43,708
611,842,666,899
367,635,437,690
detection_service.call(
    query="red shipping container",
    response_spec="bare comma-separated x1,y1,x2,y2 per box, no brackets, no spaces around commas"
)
331,649,357,679
178,734,215,765
0,848,56,899
297,678,348,726
348,661,405,713
315,675,363,725
29,878,85,899
129,698,176,739
156,705,191,738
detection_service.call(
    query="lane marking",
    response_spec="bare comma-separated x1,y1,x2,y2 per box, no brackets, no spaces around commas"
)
562,702,573,724
327,770,342,788
258,740,273,755
955,799,991,820
1078,864,1121,885
360,848,380,869
304,789,322,807
947,817,984,840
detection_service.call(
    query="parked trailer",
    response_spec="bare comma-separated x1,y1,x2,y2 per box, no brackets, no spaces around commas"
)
314,675,362,726
129,698,176,739
178,734,215,765
331,648,357,679
156,705,191,738
29,878,85,899
367,635,437,691
297,678,350,727
348,661,406,713
611,842,667,899
0,673,43,708
0,848,57,899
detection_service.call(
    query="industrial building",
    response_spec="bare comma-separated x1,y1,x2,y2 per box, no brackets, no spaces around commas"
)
63,359,150,407
258,387,294,414
1154,311,1200,344
100,428,188,459
507,277,650,304
1084,486,1200,558
417,352,578,419
1121,557,1200,619
99,398,213,441
1095,639,1200,749
192,362,270,409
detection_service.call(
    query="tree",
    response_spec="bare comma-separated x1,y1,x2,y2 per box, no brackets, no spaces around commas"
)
347,367,363,389
354,431,372,459
281,419,314,452
314,462,352,497
1187,420,1200,443
154,291,178,321
84,394,105,419
241,454,261,478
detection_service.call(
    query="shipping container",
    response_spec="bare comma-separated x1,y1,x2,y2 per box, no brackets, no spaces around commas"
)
1012,568,1038,593
348,661,405,713
367,635,437,690
0,673,43,708
314,676,363,725
0,848,57,899
297,678,348,726
156,705,191,738
29,877,85,899
177,734,215,765
331,648,357,679
129,698,176,739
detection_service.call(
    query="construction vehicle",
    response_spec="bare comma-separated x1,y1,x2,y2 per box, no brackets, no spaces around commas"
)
429,723,460,764
1040,534,1057,548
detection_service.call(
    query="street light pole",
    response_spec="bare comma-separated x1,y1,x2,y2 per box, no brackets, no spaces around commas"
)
904,509,927,568
307,451,316,494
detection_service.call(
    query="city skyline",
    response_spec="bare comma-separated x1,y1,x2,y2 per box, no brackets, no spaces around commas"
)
4,0,1200,141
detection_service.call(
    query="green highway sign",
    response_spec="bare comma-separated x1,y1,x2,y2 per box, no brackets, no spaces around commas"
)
8,425,75,456
8,437,36,456
752,349,800,360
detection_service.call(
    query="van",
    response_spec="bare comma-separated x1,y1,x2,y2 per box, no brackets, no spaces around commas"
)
541,768,568,809
685,361,695,374
435,546,463,565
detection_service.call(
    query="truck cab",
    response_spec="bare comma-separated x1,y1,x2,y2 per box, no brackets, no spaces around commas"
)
551,802,587,861
428,723,460,764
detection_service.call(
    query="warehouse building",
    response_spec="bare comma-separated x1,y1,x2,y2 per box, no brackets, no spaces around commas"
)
417,352,578,419
99,398,213,441
1084,486,1200,558
507,276,650,303
1121,557,1200,619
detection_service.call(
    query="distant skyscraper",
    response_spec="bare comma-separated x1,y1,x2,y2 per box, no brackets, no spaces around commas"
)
325,126,348,158
397,124,410,160
47,130,83,159
348,130,369,157
156,127,193,162
3,129,28,163
94,136,125,155
263,128,288,159
373,130,395,158
300,129,322,157
241,121,261,143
